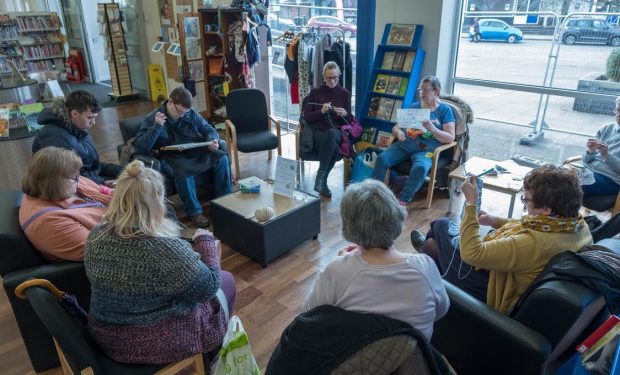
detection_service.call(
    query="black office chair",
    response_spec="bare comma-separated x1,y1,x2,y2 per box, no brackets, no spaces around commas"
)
16,279,205,375
224,88,282,180
0,191,91,372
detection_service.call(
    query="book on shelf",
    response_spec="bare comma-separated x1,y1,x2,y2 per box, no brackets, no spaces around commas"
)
376,98,395,121
373,74,388,93
381,51,395,70
399,78,409,97
577,315,620,361
403,51,416,72
376,130,393,148
386,24,416,47
392,51,406,71
391,100,403,123
367,97,381,117
360,127,377,144
385,76,402,96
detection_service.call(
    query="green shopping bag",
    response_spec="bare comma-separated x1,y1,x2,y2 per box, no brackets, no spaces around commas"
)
213,316,260,375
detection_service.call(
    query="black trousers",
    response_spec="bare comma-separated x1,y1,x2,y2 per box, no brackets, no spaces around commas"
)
313,128,342,176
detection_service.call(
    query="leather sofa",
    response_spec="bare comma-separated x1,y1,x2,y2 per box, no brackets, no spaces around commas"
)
0,190,91,372
431,238,619,375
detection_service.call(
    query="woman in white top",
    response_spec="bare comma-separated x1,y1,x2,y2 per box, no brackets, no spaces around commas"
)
302,179,449,339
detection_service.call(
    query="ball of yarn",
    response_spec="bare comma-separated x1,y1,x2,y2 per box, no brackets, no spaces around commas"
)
255,206,275,222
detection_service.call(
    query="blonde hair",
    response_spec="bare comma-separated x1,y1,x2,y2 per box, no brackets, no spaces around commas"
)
103,160,179,238
22,146,82,201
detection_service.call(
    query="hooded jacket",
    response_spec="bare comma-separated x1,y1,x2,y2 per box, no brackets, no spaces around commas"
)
33,109,122,185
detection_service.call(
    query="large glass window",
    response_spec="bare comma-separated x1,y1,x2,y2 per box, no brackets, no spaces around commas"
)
269,1,357,131
454,1,619,143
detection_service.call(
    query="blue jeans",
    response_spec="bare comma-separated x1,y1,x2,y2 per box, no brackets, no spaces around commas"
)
372,141,436,203
582,172,620,196
174,155,232,216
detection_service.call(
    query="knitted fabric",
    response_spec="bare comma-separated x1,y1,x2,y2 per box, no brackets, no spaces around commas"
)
84,225,226,364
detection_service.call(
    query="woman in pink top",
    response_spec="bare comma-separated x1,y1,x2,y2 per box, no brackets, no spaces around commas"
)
19,146,112,261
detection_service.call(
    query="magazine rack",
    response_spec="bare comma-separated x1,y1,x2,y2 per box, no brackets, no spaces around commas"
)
359,24,425,144
98,3,134,99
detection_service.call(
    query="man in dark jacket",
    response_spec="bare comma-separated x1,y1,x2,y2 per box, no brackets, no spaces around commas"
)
32,90,122,185
134,87,232,228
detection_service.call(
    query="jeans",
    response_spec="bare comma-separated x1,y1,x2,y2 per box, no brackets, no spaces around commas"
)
174,155,232,216
372,140,436,203
582,172,620,196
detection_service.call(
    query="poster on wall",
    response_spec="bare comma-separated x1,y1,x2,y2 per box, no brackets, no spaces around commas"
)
188,60,204,81
185,37,201,60
159,0,172,25
183,17,200,38
386,24,416,47
194,81,207,112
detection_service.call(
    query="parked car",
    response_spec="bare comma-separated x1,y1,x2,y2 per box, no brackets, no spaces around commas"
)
307,15,357,38
269,17,297,31
468,19,523,43
561,18,620,46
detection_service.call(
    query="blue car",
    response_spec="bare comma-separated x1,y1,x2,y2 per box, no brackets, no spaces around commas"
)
469,19,523,43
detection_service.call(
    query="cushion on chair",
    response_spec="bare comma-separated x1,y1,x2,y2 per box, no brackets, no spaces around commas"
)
226,89,269,133
237,131,279,153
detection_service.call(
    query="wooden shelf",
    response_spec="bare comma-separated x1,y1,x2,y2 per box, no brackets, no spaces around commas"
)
24,55,64,61
19,28,60,32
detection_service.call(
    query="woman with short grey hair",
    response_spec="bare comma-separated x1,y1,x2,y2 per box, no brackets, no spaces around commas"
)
302,179,449,339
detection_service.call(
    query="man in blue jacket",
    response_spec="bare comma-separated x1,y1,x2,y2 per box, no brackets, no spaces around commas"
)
135,87,232,228
33,90,122,185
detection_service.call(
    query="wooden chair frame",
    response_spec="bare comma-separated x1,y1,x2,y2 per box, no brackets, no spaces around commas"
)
564,155,620,215
383,141,458,209
16,279,206,375
225,114,282,180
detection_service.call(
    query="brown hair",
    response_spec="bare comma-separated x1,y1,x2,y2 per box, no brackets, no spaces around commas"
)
523,164,582,217
22,147,82,201
169,87,193,108
65,90,102,114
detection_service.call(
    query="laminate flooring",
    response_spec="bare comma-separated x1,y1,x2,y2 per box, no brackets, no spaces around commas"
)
0,99,538,374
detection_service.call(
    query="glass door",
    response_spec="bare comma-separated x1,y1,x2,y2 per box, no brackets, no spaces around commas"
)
60,0,95,82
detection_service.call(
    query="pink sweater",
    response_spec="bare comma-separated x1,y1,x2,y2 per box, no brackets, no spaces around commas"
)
19,176,112,261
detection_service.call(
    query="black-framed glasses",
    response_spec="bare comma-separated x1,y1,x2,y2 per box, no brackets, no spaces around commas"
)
520,195,531,204
324,75,339,81
67,174,79,183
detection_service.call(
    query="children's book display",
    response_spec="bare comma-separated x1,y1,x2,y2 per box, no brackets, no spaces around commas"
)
359,23,425,149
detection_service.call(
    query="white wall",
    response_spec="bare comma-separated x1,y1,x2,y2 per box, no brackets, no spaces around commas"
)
82,0,111,82
374,0,459,94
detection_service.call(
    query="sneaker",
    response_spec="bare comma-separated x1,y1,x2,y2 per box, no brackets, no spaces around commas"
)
189,214,209,228
410,230,426,251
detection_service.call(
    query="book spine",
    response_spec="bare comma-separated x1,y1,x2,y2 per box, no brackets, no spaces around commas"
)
577,315,620,354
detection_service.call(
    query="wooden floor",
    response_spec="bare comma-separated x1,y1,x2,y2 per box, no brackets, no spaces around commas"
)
0,99,526,374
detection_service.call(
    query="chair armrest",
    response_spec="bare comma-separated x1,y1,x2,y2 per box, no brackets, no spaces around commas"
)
612,191,620,216
432,282,551,375
268,114,282,142
563,155,581,164
225,119,237,143
432,141,457,164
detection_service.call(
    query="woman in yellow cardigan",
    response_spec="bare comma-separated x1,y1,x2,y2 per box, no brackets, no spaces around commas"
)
414,165,592,314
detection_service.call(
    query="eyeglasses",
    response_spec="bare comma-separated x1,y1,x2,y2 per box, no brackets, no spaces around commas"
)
67,174,79,183
418,87,435,93
520,195,531,204
324,75,339,81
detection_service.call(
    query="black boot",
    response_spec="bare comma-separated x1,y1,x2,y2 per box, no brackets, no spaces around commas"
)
314,170,332,198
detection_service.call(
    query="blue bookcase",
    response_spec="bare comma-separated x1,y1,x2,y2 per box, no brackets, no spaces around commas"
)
360,24,425,142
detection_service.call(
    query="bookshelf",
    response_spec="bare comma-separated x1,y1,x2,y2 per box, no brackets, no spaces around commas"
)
359,24,425,143
12,12,65,75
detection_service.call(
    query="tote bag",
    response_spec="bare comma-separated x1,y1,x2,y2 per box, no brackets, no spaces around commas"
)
213,316,260,375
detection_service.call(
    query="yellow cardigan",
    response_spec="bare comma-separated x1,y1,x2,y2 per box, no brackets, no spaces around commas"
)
459,205,593,314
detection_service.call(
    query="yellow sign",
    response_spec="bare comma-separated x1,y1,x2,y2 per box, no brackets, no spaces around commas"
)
148,64,168,101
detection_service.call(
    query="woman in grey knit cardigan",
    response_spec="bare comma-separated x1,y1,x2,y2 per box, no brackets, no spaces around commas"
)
84,160,236,366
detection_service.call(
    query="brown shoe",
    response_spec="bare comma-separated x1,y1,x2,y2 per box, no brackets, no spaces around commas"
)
189,214,209,228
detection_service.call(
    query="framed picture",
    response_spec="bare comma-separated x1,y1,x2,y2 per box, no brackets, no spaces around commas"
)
386,24,416,46
151,41,165,53
185,37,201,60
183,16,200,39
166,42,179,55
